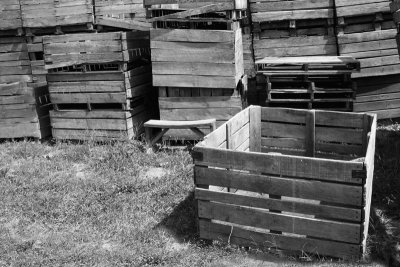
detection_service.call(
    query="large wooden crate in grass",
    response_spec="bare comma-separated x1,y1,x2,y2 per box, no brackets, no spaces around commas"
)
20,0,94,34
193,106,377,259
336,0,400,77
0,0,23,35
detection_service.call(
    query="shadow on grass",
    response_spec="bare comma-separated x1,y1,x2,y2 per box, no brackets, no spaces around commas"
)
156,191,198,242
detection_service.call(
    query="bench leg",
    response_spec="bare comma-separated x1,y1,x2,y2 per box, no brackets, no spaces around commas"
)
145,127,153,152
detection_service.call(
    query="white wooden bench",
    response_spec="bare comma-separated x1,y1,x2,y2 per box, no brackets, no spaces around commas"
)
144,119,217,149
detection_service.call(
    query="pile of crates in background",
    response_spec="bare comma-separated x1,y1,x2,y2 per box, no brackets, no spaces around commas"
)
337,0,400,119
146,0,248,139
0,0,154,140
44,32,153,140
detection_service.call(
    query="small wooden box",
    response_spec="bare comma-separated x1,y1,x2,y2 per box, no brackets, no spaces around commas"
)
193,106,376,259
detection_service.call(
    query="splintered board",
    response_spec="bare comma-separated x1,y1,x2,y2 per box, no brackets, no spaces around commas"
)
151,27,244,89
0,82,51,139
43,31,150,69
95,0,150,31
354,74,400,119
49,109,149,140
20,0,94,29
0,0,23,31
250,0,334,23
158,92,243,139
338,29,400,77
47,64,153,109
193,106,377,260
0,37,32,84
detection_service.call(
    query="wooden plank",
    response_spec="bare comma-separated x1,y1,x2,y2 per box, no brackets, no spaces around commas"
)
150,28,234,43
50,93,127,104
159,97,242,109
199,220,361,259
306,110,315,157
153,75,236,88
151,61,236,76
249,106,261,152
160,107,241,121
195,188,361,222
261,122,306,139
193,147,365,184
252,9,334,22
195,167,364,206
198,201,361,243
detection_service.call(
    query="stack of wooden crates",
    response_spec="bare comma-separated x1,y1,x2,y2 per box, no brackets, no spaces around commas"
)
146,0,248,139
0,1,51,139
249,0,357,111
44,32,153,140
337,0,400,119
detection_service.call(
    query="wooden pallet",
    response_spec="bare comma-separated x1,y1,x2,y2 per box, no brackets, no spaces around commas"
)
43,31,150,69
0,82,51,139
95,0,151,31
151,27,243,89
0,0,23,33
193,106,377,259
20,0,94,31
354,74,400,119
250,0,334,23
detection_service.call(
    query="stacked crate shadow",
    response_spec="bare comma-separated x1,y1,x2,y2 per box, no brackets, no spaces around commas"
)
146,0,248,140
44,32,153,140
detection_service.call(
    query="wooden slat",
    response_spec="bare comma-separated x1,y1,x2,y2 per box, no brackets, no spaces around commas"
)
199,220,361,259
195,188,361,222
198,201,361,243
194,167,363,206
193,147,365,184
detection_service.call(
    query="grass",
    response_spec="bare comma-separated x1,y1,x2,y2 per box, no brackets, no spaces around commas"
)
0,131,397,266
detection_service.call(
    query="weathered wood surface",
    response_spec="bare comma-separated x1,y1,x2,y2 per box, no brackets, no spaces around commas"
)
335,0,390,17
0,0,23,31
194,106,376,259
44,31,150,69
20,0,94,28
151,28,243,88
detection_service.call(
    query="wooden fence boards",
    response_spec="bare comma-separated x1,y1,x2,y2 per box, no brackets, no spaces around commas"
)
194,106,377,259
0,0,23,32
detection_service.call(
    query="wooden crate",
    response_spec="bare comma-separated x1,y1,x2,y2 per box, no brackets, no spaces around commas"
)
95,0,150,31
193,106,377,259
0,0,23,35
250,0,334,23
158,87,244,139
151,27,243,89
49,110,149,140
336,0,399,77
354,74,400,119
0,37,32,84
47,64,154,140
27,36,47,84
20,0,94,34
0,82,51,139
43,31,150,69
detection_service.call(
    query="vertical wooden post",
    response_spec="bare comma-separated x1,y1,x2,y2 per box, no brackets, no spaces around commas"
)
226,122,232,192
249,106,261,152
306,110,316,157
